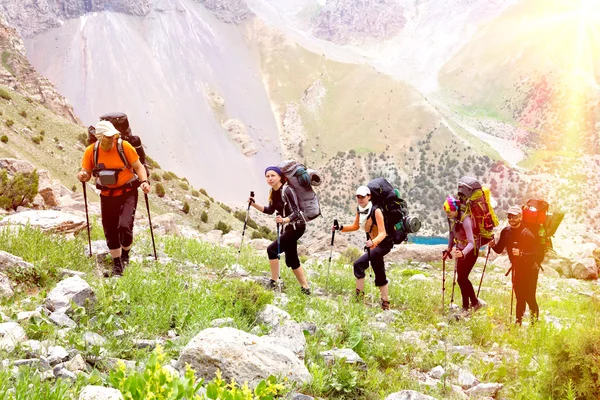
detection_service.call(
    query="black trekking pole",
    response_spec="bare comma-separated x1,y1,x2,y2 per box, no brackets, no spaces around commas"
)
505,266,514,322
82,182,92,258
477,246,492,298
276,211,281,287
236,191,254,266
450,258,458,311
144,192,157,260
442,256,446,315
326,219,339,293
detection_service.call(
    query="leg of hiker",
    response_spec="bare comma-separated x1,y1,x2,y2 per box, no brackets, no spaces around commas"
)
513,269,527,324
369,241,392,309
456,249,478,310
117,190,138,266
101,194,124,276
281,225,310,293
353,252,370,301
523,266,540,322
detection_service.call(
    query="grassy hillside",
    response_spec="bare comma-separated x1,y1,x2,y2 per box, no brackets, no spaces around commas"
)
0,224,599,398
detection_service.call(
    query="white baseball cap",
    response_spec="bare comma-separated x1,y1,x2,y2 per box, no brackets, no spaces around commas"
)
356,186,370,196
94,120,120,139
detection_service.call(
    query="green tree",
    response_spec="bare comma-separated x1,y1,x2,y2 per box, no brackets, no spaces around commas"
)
0,170,39,210
155,183,166,198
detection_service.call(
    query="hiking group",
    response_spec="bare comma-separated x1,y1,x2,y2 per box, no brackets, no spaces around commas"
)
76,113,563,322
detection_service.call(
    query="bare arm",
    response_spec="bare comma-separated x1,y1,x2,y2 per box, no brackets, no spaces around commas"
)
132,160,151,194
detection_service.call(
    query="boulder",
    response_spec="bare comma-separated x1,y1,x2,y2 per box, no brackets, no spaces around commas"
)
319,348,366,368
540,265,559,278
0,322,27,352
266,319,306,360
491,255,511,271
571,258,598,280
46,276,95,313
0,272,13,298
257,305,291,328
548,258,572,278
222,231,242,247
175,327,311,387
387,244,446,263
465,382,503,397
210,317,236,328
429,365,444,379
78,385,124,400
248,238,271,251
385,390,437,400
457,368,479,389
0,210,86,234
204,230,223,245
0,250,34,274
0,158,35,175
49,312,77,328
152,213,180,235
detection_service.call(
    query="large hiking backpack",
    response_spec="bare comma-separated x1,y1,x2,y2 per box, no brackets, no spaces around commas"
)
457,176,499,246
367,178,421,244
278,160,322,222
522,199,564,265
87,112,147,166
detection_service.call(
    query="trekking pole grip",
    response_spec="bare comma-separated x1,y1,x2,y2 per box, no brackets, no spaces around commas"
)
331,219,338,245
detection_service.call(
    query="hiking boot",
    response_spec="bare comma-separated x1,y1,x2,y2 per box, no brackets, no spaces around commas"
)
121,249,130,267
355,288,364,302
268,279,277,290
301,287,311,295
381,299,390,311
472,298,486,312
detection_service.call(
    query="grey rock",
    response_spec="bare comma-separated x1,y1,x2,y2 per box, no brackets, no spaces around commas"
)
47,345,69,365
408,274,429,282
257,305,290,328
429,365,444,379
465,383,504,397
0,210,86,235
0,272,13,298
320,348,366,369
45,276,95,313
376,309,401,324
266,319,306,360
0,322,27,352
176,327,311,387
287,393,314,400
133,339,161,349
450,345,476,356
55,368,77,380
59,269,87,278
0,251,34,275
13,358,40,367
385,390,438,400
457,369,479,389
114,330,125,338
572,258,598,280
49,312,77,328
84,332,107,347
299,322,317,336
65,354,86,372
102,358,137,371
16,310,41,322
210,317,236,328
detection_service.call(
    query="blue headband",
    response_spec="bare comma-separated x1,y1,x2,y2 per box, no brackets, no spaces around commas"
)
264,166,283,176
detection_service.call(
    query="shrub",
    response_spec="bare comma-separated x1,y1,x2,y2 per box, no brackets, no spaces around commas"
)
214,220,231,234
155,183,166,198
77,132,88,146
341,247,362,264
182,201,190,214
39,129,45,136
145,155,160,169
219,203,232,213
545,327,600,399
180,182,189,191
162,172,173,181
200,188,208,196
200,210,208,223
0,88,11,100
31,136,41,144
150,172,161,182
26,97,33,103
0,169,39,210
204,200,210,208
19,110,27,118
5,119,14,127
191,189,200,197
0,135,7,143
53,136,59,142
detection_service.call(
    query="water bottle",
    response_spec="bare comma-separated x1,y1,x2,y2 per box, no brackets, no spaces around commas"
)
538,223,546,245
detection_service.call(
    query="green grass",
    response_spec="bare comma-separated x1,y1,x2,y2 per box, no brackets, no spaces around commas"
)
0,223,599,399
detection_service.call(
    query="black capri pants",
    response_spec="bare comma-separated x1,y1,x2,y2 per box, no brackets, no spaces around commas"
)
267,224,306,270
100,189,138,250
353,239,393,287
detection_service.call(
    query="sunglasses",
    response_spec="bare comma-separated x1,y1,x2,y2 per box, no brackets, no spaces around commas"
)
507,214,521,220
356,195,367,199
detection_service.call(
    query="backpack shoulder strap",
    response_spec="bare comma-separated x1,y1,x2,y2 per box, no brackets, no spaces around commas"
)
93,141,100,167
117,139,131,170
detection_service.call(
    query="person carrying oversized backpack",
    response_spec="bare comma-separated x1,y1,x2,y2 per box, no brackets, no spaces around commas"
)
333,185,393,310
443,196,485,313
489,205,540,325
77,121,151,276
248,165,311,295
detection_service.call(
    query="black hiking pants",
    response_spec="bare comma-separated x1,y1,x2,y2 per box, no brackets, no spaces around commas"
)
353,239,393,287
100,189,138,250
513,263,540,324
456,249,479,309
267,224,305,270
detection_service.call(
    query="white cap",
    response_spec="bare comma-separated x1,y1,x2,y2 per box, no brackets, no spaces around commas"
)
94,120,120,139
507,205,523,215
356,186,370,196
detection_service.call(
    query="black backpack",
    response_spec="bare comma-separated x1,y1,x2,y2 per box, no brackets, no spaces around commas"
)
87,112,147,166
366,178,420,244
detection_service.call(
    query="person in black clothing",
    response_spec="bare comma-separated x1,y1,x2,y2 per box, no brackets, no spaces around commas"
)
249,166,310,294
333,185,392,310
490,205,539,324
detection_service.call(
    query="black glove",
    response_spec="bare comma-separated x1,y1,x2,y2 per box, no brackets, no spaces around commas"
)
442,249,453,260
